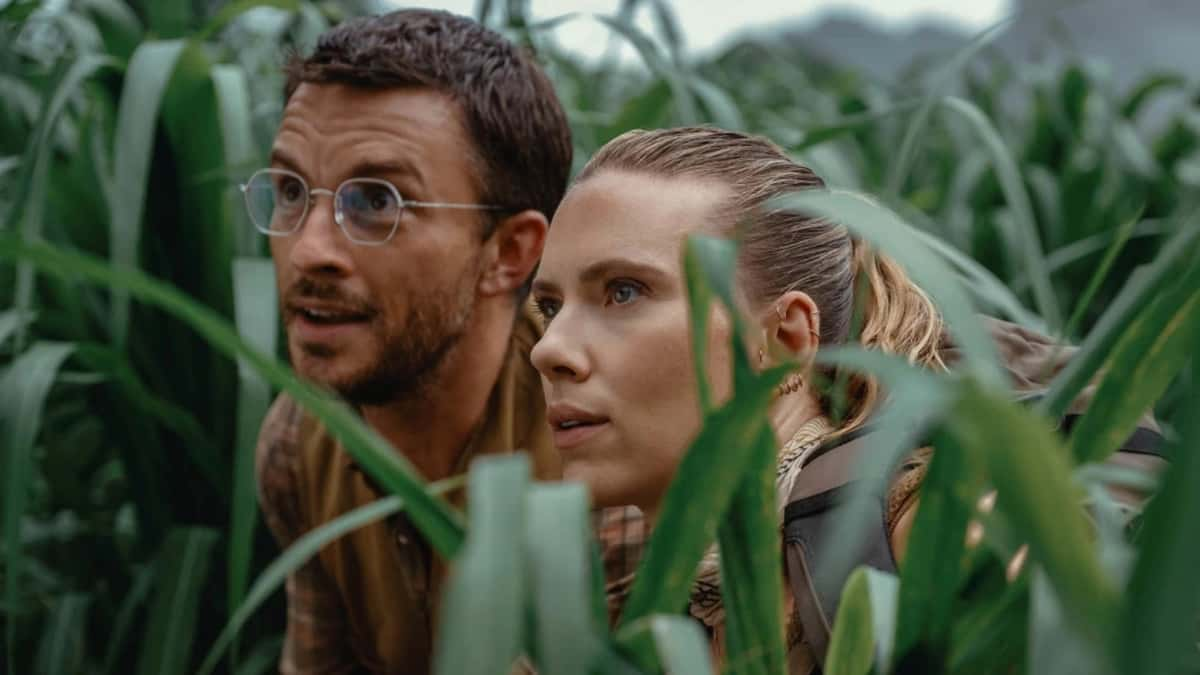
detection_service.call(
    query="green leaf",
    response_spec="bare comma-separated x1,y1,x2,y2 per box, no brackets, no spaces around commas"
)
1029,568,1108,675
1038,211,1200,421
211,65,260,257
893,431,978,667
592,13,698,124
616,615,715,675
109,39,188,347
825,567,899,675
941,96,1061,329
525,483,603,675
34,593,89,675
650,616,715,675
227,257,277,657
1059,209,1142,343
1066,263,1200,464
885,16,1014,196
102,566,155,675
1118,373,1200,675
137,527,221,675
715,422,785,675
6,54,112,349
435,455,530,675
951,384,1117,644
0,234,466,555
0,309,34,348
199,477,462,675
198,0,300,41
776,190,1005,388
1,341,74,675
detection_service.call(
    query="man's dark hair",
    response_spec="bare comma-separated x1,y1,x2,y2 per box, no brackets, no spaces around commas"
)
284,9,572,233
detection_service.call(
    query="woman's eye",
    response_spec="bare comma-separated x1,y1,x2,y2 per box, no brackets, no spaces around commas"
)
607,280,643,306
533,298,560,322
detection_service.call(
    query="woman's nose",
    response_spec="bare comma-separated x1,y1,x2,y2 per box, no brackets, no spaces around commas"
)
531,312,590,383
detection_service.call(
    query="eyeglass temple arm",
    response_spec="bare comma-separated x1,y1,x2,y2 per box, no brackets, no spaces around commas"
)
403,200,506,211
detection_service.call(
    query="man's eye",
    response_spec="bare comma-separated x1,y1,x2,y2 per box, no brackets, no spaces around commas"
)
607,280,643,306
279,179,305,204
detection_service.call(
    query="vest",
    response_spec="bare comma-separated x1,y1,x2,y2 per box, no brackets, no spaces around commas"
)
295,309,558,673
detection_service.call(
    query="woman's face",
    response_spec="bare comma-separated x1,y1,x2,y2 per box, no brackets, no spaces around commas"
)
530,169,734,513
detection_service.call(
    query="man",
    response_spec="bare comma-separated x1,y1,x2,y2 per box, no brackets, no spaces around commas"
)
253,10,572,673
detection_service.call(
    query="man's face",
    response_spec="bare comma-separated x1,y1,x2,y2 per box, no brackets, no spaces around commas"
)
269,83,486,405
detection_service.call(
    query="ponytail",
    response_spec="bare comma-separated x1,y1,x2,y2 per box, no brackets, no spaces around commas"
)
824,239,948,435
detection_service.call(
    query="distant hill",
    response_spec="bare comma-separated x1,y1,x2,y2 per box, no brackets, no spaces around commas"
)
771,0,1198,89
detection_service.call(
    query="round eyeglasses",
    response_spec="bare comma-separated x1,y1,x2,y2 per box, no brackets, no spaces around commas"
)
240,168,505,246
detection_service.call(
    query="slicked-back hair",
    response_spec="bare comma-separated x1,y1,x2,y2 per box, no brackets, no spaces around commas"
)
284,9,572,234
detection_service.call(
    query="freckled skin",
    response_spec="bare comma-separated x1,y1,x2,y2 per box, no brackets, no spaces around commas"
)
269,83,485,402
531,170,735,513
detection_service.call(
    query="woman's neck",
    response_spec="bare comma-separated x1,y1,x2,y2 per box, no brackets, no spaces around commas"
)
769,389,825,448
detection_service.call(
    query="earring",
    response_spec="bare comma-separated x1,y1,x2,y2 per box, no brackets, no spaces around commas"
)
777,372,805,396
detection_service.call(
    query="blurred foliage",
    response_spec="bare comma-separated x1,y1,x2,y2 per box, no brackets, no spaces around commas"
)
1,0,1198,673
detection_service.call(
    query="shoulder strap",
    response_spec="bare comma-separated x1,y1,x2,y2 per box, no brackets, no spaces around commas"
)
782,416,1168,669
782,431,896,669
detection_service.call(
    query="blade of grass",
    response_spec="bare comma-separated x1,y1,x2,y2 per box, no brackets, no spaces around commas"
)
136,527,220,675
109,39,188,347
1059,209,1142,342
1118,366,1200,675
592,13,698,124
6,55,112,350
1028,569,1107,675
893,431,980,668
525,483,603,675
198,475,464,675
716,421,785,675
1065,262,1200,464
885,16,1014,197
777,190,1005,387
434,456,530,675
101,565,154,675
941,96,1062,329
227,257,277,663
824,567,899,675
952,383,1118,644
1038,210,1200,421
197,0,300,41
1,341,74,675
211,65,258,257
34,593,89,675
0,234,467,555
616,616,715,675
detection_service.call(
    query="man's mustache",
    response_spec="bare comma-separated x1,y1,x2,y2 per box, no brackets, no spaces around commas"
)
284,277,376,316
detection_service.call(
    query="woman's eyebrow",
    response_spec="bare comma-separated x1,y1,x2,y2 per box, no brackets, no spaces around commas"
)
531,278,560,296
578,259,670,285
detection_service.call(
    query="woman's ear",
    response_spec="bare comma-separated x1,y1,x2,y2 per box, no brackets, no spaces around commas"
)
478,209,548,297
767,290,820,360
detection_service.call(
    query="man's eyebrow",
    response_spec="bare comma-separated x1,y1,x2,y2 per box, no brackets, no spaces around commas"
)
268,148,302,173
346,158,424,181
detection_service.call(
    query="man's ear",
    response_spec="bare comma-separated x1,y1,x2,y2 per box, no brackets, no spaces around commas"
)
478,209,548,297
766,290,821,359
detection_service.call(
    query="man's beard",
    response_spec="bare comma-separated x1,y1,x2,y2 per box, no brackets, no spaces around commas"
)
288,267,478,407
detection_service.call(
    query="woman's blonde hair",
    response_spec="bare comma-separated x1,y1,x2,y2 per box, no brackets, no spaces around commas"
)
575,126,947,434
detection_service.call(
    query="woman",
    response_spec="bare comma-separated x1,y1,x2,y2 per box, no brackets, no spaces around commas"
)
528,126,946,671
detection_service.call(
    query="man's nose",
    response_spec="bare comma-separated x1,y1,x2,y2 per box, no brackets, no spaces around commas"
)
286,192,354,277
531,311,590,383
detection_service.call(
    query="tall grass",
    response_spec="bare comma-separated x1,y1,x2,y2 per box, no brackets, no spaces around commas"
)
1,0,1198,673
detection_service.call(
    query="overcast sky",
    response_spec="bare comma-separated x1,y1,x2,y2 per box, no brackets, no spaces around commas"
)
387,1,1012,59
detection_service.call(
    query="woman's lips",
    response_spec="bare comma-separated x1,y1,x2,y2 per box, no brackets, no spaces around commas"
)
551,420,611,450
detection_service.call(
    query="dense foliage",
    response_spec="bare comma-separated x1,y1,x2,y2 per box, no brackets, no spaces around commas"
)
1,1,1197,673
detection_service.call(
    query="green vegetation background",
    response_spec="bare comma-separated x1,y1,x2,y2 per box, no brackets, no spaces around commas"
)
1,1,1198,674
